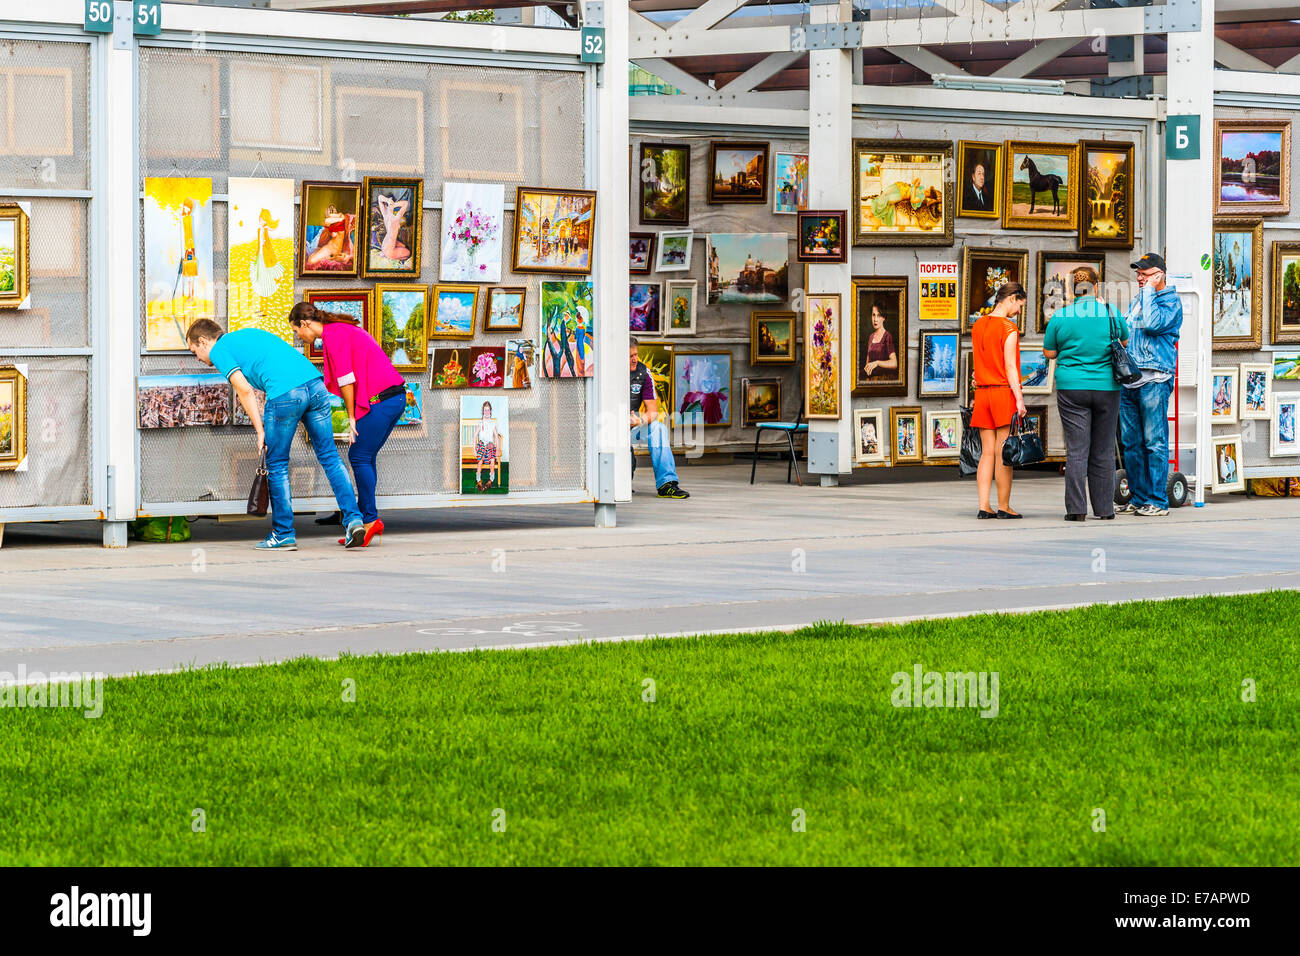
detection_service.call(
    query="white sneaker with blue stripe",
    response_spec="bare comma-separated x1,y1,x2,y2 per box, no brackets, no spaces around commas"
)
254,533,297,551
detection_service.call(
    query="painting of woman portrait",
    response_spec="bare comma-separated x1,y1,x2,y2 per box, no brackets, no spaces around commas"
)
852,277,908,396
298,181,361,278
362,177,423,278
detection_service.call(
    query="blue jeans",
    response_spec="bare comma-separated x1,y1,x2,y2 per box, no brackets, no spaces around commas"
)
263,379,361,538
348,392,406,524
631,420,678,488
1119,377,1174,508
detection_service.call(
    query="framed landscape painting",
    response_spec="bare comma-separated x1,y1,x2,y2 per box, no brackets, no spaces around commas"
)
1079,140,1135,249
0,203,30,310
1271,241,1300,344
706,233,788,304
298,180,361,278
1001,141,1080,231
512,187,596,275
673,351,732,427
956,141,1000,219
853,140,953,246
708,141,769,204
773,151,809,214
1038,252,1105,332
890,406,923,464
373,283,430,372
1215,119,1291,217
1020,345,1054,395
852,276,908,397
796,210,846,264
0,366,26,470
362,176,424,278
961,247,1029,334
137,373,231,428
804,293,842,419
1213,218,1263,350
918,330,959,398
484,286,526,333
430,283,479,340
741,377,782,427
655,229,693,272
751,311,796,365
639,142,690,224
664,279,697,336
853,407,886,463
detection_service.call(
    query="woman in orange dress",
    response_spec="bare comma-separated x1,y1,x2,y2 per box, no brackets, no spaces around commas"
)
971,281,1028,519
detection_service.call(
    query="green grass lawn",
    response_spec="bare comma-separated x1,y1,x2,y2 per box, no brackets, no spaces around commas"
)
2,593,1296,866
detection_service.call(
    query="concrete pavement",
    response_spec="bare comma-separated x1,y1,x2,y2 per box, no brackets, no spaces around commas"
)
1,462,1297,678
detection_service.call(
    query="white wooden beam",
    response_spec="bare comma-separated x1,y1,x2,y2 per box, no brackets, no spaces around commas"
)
1214,68,1300,97
851,83,1162,120
991,37,1079,79
885,46,970,78
718,50,804,94
629,97,809,128
1213,37,1276,73
669,0,748,35
632,57,718,98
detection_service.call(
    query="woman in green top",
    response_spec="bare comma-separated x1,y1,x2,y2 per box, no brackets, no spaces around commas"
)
1042,266,1129,521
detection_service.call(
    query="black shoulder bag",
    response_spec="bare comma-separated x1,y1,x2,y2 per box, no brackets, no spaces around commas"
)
1108,304,1142,386
1002,414,1046,468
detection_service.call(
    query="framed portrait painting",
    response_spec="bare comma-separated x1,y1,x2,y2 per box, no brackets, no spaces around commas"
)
430,283,479,340
298,180,362,278
853,139,953,246
1079,141,1135,249
1271,241,1300,344
300,289,370,363
852,407,886,464
1240,362,1272,420
961,247,1029,334
629,281,662,334
1038,252,1105,332
1215,119,1291,217
673,351,732,427
630,232,655,275
751,311,796,365
1271,393,1300,457
639,142,690,225
852,276,908,397
890,406,923,465
1210,366,1239,423
1001,141,1080,231
741,377,782,427
795,210,846,264
0,203,31,310
918,330,959,398
1213,218,1263,350
804,293,842,420
655,229,693,272
773,151,809,214
0,366,27,470
362,176,424,278
664,279,698,336
512,187,596,275
708,141,769,204
924,409,962,460
1211,434,1246,493
484,286,526,333
373,283,430,372
956,141,1000,219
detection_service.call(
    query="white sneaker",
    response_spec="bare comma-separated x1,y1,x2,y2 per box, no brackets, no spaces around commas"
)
1117,502,1137,514
1135,504,1169,516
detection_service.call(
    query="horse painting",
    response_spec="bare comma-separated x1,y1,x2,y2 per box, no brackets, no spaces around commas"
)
1019,155,1064,216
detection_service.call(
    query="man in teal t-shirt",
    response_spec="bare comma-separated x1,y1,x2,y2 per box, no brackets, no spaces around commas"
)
186,319,364,551
1041,268,1129,521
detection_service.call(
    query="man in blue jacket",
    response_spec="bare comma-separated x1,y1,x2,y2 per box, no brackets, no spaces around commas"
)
1119,253,1183,516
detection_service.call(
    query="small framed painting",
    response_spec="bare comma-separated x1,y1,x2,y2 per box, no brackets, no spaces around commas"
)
298,180,362,278
504,339,535,390
639,142,690,225
773,151,809,214
0,203,31,309
890,406,923,465
430,283,480,340
300,289,370,363
373,283,430,372
804,293,842,420
1020,345,1054,395
751,311,796,364
1001,141,1080,231
1240,362,1272,420
361,176,423,278
655,229,693,272
629,232,655,275
924,409,963,460
0,366,27,470
918,330,960,398
1213,218,1263,350
852,407,886,464
1270,241,1300,344
853,139,953,246
795,210,846,264
1079,140,1135,250
741,377,782,427
1270,393,1300,456
961,348,976,407
1024,404,1049,450
430,347,470,388
1210,366,1239,423
1274,353,1300,380
629,281,663,333
956,141,1000,219
1038,252,1105,331
484,286,526,332
708,141,769,204
1215,119,1291,217
1211,433,1246,493
512,186,596,275
961,247,1030,334
664,279,698,336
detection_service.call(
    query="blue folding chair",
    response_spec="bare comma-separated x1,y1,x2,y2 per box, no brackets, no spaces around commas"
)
750,398,807,486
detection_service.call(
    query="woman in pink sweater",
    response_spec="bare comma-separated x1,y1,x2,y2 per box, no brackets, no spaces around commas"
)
288,302,408,546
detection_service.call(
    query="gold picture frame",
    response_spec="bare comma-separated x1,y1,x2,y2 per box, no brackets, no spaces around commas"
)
750,311,797,365
1271,241,1300,345
430,283,480,341
1079,140,1135,250
889,405,923,465
360,177,424,279
961,246,1030,334
0,366,28,470
956,141,1001,219
1215,118,1291,217
0,203,31,309
851,275,908,397
1001,140,1080,231
372,283,431,372
1213,217,1263,351
803,293,842,419
852,139,954,246
511,186,597,276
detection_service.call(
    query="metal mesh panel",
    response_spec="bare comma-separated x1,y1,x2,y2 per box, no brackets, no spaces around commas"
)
137,46,588,505
0,198,90,349
0,39,91,191
0,357,91,509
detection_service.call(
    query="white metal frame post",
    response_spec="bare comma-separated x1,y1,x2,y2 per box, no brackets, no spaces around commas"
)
1166,0,1214,505
805,0,854,486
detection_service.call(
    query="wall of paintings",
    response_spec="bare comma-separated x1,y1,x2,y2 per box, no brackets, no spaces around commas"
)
1210,104,1300,481
0,38,94,513
134,47,590,507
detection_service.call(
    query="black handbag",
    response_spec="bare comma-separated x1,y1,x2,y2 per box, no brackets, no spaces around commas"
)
1002,414,1046,468
1108,305,1142,385
247,450,269,516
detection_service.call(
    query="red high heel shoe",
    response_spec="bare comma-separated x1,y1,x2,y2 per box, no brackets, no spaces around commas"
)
338,519,384,547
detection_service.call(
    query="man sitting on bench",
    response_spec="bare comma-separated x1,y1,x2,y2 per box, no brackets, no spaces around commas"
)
630,338,688,499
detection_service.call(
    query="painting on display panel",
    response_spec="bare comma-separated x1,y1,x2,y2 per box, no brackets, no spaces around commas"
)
706,233,788,304
956,141,1000,219
300,290,370,364
513,187,596,275
741,378,782,427
1038,252,1105,333
144,177,215,351
298,181,361,278
664,279,698,336
1001,141,1080,231
708,141,769,204
673,351,732,427
750,311,796,365
461,394,509,495
0,366,27,470
1211,433,1245,493
539,280,595,378
1271,242,1300,345
439,181,503,283
374,284,430,372
851,277,908,397
1212,218,1263,350
853,407,886,464
852,140,953,246
629,282,662,334
363,177,424,278
960,247,1029,334
804,293,842,420
639,142,690,225
1079,140,1135,250
629,232,655,275
1271,393,1300,457
0,203,31,309
1215,119,1291,217
773,151,809,214
890,406,923,465
1240,363,1272,421
227,178,296,344
137,373,231,429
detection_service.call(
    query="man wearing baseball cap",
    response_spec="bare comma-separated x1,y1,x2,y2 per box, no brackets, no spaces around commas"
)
1119,253,1183,516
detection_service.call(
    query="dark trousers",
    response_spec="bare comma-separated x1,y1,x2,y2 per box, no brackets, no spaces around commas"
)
348,392,407,524
1056,389,1121,518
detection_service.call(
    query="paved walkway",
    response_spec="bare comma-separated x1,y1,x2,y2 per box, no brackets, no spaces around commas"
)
1,462,1297,677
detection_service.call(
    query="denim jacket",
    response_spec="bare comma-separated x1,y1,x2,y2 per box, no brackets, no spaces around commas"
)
1124,284,1182,374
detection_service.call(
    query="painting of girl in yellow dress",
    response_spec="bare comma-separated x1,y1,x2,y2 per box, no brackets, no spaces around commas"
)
144,177,215,350
227,178,296,343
